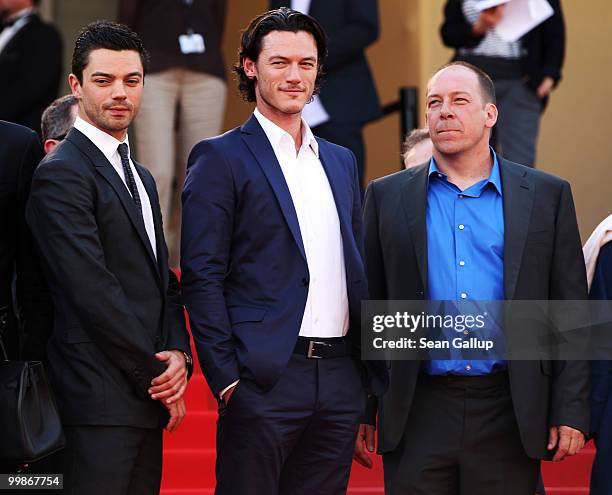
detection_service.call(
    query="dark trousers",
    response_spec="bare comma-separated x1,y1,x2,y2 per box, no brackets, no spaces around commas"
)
383,373,539,495
313,121,366,191
62,426,162,495
215,353,365,495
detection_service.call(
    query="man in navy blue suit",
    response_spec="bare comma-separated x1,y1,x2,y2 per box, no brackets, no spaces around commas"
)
181,8,386,495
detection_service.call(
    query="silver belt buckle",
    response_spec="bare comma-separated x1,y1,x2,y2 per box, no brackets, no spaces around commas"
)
307,340,329,359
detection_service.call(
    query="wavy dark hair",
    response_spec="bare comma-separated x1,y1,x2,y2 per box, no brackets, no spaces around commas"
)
72,21,149,84
234,7,328,102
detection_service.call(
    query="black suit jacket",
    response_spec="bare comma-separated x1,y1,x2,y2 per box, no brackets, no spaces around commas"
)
26,128,190,428
0,13,63,135
0,121,52,360
270,0,382,124
363,158,589,459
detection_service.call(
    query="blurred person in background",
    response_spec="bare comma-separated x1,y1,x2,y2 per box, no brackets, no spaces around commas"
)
402,128,433,169
120,0,227,265
584,213,612,495
0,0,62,136
41,94,78,154
440,0,565,167
270,0,382,190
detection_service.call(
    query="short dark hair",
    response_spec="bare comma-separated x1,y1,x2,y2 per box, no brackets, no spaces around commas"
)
234,7,328,102
431,61,496,105
401,128,430,162
41,94,78,142
72,21,149,84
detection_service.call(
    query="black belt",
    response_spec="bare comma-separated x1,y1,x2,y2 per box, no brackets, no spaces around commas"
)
293,337,351,359
419,371,509,389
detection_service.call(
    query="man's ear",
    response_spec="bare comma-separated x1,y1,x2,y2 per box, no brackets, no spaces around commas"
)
243,57,257,79
68,73,82,99
484,102,498,129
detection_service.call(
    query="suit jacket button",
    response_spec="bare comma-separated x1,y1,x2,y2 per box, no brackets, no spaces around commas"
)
302,277,309,287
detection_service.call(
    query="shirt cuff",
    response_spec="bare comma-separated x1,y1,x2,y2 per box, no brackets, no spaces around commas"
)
220,380,239,400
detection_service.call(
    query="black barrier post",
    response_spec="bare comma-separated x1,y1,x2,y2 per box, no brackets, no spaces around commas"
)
381,87,419,168
400,87,418,141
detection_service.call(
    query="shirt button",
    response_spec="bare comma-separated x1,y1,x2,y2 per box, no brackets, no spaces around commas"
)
458,224,465,230
465,364,472,371
314,317,319,324
463,330,469,335
438,173,443,178
460,292,468,299
458,194,464,199
459,260,466,267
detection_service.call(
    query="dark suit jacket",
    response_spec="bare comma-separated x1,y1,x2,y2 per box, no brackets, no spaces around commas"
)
0,13,62,135
440,0,565,91
590,241,612,493
26,128,190,428
181,115,387,398
270,0,382,125
590,241,612,434
0,121,52,360
363,158,589,460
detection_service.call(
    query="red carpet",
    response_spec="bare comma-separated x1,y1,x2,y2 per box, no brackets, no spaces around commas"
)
159,360,595,494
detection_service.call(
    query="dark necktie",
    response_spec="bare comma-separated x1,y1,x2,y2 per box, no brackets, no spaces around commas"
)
117,143,142,214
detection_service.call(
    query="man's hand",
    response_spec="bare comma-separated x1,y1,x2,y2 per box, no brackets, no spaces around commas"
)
149,350,188,404
353,423,376,469
547,425,585,462
473,5,506,36
537,76,555,99
164,398,186,433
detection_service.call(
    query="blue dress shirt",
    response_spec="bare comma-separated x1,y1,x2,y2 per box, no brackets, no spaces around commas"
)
423,150,507,375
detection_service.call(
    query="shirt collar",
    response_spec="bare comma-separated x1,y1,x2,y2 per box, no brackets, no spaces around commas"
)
253,107,319,157
74,116,130,163
5,7,35,23
428,147,502,196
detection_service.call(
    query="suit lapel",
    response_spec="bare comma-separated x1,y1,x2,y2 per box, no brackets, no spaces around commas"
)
401,165,430,294
317,139,355,272
500,159,534,299
240,115,307,261
134,163,166,286
66,129,160,276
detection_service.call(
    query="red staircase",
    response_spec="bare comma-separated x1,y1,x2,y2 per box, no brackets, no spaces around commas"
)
161,361,595,494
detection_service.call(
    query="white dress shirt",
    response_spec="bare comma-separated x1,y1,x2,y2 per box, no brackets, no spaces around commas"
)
73,116,157,258
254,108,349,338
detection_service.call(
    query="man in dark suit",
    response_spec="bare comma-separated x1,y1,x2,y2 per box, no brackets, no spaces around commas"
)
358,61,589,493
0,120,53,361
181,8,386,495
26,21,191,495
269,0,381,187
0,0,62,136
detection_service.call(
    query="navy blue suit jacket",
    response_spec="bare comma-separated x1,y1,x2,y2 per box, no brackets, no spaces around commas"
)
181,115,387,398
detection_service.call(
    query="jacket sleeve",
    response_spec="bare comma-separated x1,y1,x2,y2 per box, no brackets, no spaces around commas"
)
548,181,590,435
180,141,239,397
16,128,53,361
440,0,485,50
26,159,166,398
537,0,566,84
323,0,380,72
